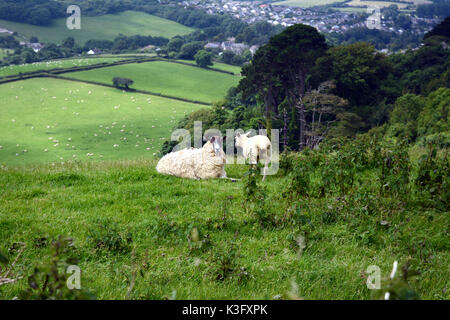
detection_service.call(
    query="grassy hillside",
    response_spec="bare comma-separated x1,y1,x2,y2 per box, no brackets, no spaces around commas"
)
67,61,241,103
0,156,447,299
210,62,242,75
0,57,126,77
0,11,194,44
0,78,204,166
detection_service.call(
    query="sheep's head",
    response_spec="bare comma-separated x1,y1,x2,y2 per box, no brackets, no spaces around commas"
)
204,136,223,156
210,136,223,156
235,132,250,149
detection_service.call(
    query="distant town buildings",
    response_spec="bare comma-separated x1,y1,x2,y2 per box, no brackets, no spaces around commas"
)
180,0,439,36
0,1,442,57
28,43,44,53
204,38,259,55
19,41,44,53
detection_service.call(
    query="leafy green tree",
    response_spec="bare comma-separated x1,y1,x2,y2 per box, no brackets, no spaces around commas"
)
194,50,213,68
37,43,62,60
266,24,328,148
239,45,280,137
177,41,204,60
417,87,450,138
221,51,235,65
62,37,75,49
20,48,36,64
238,24,328,149
329,112,364,138
423,16,450,40
387,94,426,142
167,37,184,53
417,0,450,18
319,42,391,108
303,81,349,148
113,37,131,51
396,14,411,30
0,35,20,49
112,77,134,89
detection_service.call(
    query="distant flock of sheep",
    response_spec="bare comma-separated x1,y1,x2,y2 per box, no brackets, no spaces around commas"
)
156,132,272,181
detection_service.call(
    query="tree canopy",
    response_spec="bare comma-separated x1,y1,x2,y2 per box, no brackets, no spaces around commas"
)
194,50,213,68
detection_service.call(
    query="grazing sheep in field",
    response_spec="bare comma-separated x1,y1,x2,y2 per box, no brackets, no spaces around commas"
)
156,136,227,180
235,132,272,181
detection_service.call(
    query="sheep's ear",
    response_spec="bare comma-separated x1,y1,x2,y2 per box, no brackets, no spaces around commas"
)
236,132,241,138
203,136,207,142
244,131,251,137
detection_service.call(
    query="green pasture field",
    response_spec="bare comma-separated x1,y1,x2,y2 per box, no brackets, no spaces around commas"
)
176,59,243,75
210,62,242,75
0,78,204,166
66,60,241,103
0,158,447,299
0,57,126,78
0,11,194,45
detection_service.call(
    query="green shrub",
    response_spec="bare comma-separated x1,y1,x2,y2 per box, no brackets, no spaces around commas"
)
18,236,95,300
87,220,132,254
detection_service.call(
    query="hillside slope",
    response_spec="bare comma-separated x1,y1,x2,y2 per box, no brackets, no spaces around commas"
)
0,11,194,44
0,78,204,166
0,159,447,299
67,61,241,103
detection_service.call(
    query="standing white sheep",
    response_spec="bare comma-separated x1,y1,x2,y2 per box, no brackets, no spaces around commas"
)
235,132,272,181
156,136,227,179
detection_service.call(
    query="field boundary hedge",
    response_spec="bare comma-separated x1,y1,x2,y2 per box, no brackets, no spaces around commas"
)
0,57,238,81
0,56,239,105
0,57,157,80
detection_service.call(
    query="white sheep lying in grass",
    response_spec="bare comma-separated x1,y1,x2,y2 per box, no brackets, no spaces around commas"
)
156,136,227,179
235,132,272,181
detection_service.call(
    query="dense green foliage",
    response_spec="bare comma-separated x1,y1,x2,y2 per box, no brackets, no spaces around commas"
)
0,77,204,166
417,0,450,18
1,33,169,67
194,50,213,68
112,77,134,89
0,35,20,50
172,19,449,154
332,27,422,51
0,0,64,26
